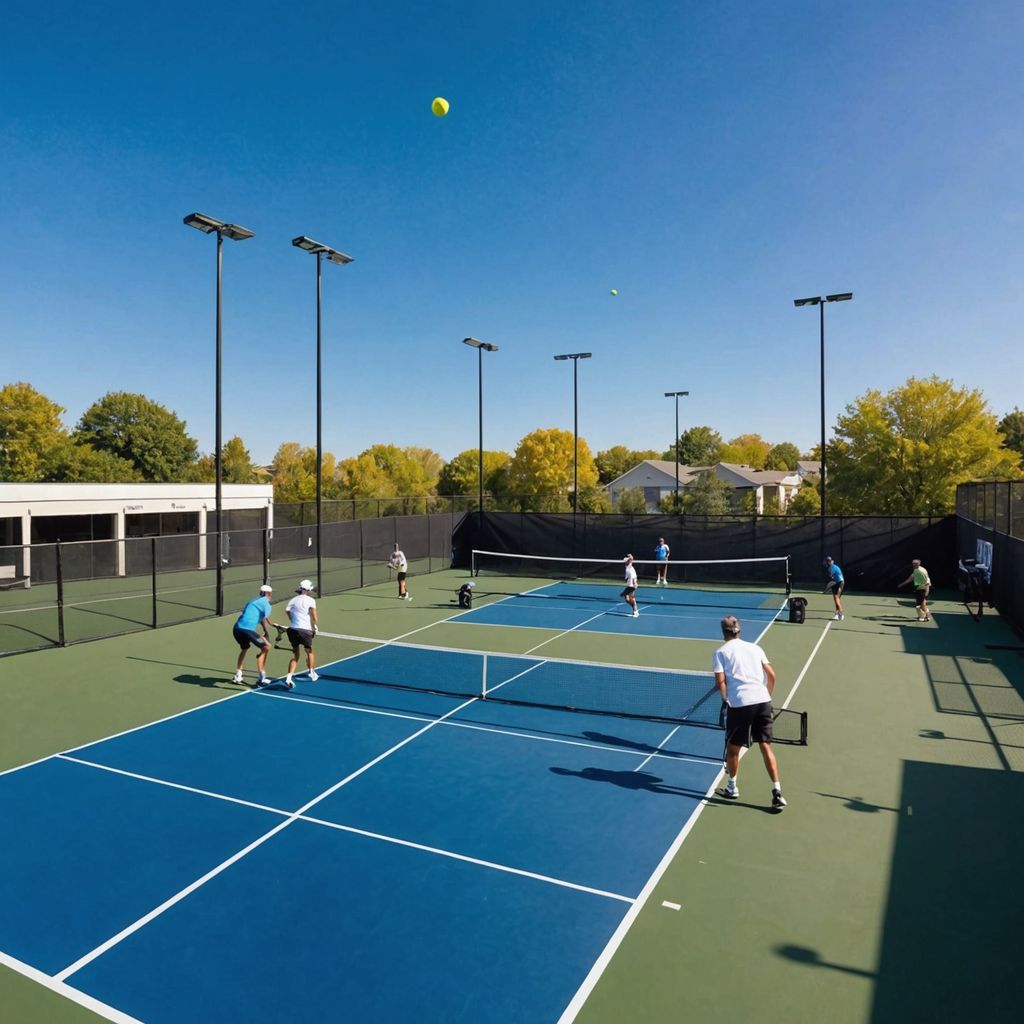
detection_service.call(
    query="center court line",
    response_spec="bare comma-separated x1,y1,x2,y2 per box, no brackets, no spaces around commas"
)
557,614,835,1023
54,691,483,983
52,753,634,905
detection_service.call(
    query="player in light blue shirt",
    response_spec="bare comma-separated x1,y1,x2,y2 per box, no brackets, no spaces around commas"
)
232,584,277,686
653,537,670,585
823,557,845,621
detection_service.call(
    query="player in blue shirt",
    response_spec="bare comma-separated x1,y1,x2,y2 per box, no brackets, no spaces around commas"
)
232,584,277,686
823,557,845,621
654,537,670,585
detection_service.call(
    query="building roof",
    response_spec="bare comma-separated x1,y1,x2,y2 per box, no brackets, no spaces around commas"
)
605,460,708,489
797,460,821,475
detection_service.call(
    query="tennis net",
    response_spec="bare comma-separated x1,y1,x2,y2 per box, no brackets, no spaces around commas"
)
470,550,791,608
297,631,723,726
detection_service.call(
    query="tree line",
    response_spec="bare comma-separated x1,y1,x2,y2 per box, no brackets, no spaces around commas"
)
1,378,1021,516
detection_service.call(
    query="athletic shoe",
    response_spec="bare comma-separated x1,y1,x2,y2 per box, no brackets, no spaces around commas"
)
284,675,294,689
832,613,841,620
309,670,319,681
405,594,413,601
772,790,787,812
257,674,268,687
838,613,845,621
232,671,244,684
632,610,639,618
722,786,739,800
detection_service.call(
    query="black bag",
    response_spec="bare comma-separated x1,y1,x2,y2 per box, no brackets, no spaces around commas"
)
458,585,473,609
788,596,807,624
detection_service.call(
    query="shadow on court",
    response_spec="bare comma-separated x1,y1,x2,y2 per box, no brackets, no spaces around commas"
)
549,766,707,798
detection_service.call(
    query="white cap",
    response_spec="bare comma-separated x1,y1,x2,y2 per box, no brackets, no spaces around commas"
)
259,584,273,593
623,554,633,562
297,579,314,592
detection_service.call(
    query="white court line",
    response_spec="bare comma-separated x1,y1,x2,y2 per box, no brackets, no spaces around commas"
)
558,615,834,1022
0,950,143,1024
633,725,682,773
54,692,481,983
754,596,792,645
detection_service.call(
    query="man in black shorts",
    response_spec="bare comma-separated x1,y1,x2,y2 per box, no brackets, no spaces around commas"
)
283,579,319,689
712,614,786,811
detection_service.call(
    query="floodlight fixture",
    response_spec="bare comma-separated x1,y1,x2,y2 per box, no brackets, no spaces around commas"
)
793,296,822,307
292,236,354,265
463,337,499,352
826,292,853,303
183,212,254,241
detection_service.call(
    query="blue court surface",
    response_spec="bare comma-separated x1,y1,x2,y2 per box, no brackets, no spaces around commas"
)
0,659,727,1023
459,580,787,640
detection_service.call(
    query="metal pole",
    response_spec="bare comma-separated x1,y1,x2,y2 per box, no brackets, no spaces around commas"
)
572,356,579,507
478,345,484,524
316,250,323,596
215,231,224,617
674,394,680,505
819,299,826,554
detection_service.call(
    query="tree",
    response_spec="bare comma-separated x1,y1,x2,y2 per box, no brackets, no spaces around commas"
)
437,449,511,497
47,442,143,483
718,433,771,470
682,472,732,515
0,382,70,481
828,376,1022,514
595,446,660,484
506,429,599,510
577,485,612,513
999,408,1024,458
615,487,648,515
270,443,317,502
668,426,722,466
75,392,198,481
185,436,260,484
765,442,801,471
786,484,820,515
658,492,686,514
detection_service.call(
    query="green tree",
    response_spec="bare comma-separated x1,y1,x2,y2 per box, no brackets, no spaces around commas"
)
47,442,143,483
577,485,612,513
406,447,444,490
75,392,198,481
765,442,801,471
828,376,1022,514
185,436,259,484
668,426,722,466
682,472,732,515
271,443,316,502
506,429,599,510
595,446,660,484
718,433,771,470
615,487,648,514
437,449,511,497
657,491,686,514
786,484,820,515
0,382,69,481
998,408,1024,457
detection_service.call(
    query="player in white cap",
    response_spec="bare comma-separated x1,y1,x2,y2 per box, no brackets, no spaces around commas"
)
284,580,319,688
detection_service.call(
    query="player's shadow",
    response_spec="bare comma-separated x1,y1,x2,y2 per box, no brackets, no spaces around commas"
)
813,792,900,813
549,766,705,797
126,655,238,689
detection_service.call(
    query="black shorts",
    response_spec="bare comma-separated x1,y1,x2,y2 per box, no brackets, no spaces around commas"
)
827,581,845,596
233,625,268,652
621,586,637,598
397,571,407,582
725,702,774,748
914,588,929,607
287,627,314,650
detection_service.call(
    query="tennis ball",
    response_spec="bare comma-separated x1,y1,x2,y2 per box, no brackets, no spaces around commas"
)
610,289,618,296
432,97,450,117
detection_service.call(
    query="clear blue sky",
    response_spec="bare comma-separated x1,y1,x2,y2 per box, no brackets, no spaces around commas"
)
2,1,1021,465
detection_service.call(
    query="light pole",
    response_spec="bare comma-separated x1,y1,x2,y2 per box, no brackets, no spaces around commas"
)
794,292,853,549
462,338,499,524
184,212,254,616
555,353,592,556
664,390,690,509
292,236,354,596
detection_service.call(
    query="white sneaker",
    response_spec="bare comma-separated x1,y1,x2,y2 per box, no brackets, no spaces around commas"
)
722,784,739,800
284,675,294,689
405,594,412,601
257,674,268,687
232,671,244,684
632,610,639,618
832,613,841,620
309,670,319,681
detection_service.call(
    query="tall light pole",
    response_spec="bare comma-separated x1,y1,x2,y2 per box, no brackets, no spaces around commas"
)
794,292,853,549
292,236,354,596
184,212,254,616
555,353,592,556
462,338,499,524
664,390,690,508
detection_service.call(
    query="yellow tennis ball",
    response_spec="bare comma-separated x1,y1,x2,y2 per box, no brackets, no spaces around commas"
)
432,97,450,117
610,289,618,296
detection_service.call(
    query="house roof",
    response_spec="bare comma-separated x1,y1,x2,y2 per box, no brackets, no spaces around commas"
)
797,460,821,475
605,460,707,489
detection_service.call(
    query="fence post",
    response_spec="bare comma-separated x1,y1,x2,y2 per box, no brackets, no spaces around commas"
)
262,528,270,587
151,537,158,629
359,519,364,588
56,540,66,647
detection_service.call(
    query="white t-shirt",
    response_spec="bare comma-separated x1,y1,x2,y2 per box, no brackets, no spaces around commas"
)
712,638,772,707
286,593,317,631
390,551,408,572
624,563,637,587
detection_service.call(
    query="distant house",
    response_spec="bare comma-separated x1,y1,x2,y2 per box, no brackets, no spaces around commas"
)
797,459,821,480
606,460,802,513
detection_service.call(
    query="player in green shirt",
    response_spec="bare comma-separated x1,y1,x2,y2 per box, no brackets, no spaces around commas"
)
899,559,932,621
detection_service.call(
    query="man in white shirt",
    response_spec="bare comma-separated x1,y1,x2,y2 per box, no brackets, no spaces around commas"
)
621,554,640,617
712,614,786,811
283,579,319,689
388,543,411,600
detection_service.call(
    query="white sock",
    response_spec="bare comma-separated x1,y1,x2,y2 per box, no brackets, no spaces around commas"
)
772,782,781,792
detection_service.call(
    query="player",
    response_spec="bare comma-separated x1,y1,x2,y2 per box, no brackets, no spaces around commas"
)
713,614,786,811
823,556,845,620
621,554,639,617
388,542,411,600
898,559,932,622
654,537,670,585
232,584,276,687
283,579,319,688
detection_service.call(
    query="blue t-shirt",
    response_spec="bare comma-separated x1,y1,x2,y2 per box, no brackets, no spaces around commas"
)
827,563,844,585
654,543,669,561
236,596,271,631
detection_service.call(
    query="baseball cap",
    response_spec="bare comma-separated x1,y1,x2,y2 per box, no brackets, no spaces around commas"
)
259,584,273,593
297,579,314,592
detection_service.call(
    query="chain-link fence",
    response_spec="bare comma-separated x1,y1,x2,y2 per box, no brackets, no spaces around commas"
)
956,480,1024,539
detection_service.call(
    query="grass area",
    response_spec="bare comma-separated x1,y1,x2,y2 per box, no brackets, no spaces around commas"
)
1,572,1022,1021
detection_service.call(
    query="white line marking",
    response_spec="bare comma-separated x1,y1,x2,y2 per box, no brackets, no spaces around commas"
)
55,693,481,982
634,725,682,772
754,597,791,645
0,950,144,1023
780,619,832,711
557,771,725,1023
661,900,682,911
298,815,634,904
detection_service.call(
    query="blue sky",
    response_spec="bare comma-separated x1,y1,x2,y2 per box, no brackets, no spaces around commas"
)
2,1,1022,465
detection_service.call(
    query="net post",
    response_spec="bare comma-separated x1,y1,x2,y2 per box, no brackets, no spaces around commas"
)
481,652,488,700
785,556,792,596
56,540,66,647
151,536,158,629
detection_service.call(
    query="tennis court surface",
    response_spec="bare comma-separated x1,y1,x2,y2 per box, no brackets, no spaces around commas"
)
1,566,1022,1023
